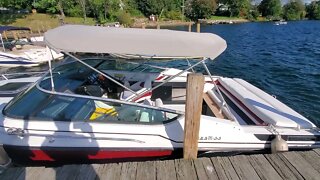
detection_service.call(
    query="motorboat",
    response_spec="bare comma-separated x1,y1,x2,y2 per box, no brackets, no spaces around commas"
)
274,20,288,25
0,25,319,166
0,26,64,67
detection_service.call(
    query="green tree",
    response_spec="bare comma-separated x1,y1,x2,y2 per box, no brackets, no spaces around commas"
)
88,0,108,23
185,0,217,21
283,0,305,20
135,0,167,16
77,0,88,22
135,0,182,17
0,0,33,10
116,11,133,26
247,4,260,20
33,0,59,14
218,0,250,17
124,0,143,17
258,0,282,20
306,1,320,20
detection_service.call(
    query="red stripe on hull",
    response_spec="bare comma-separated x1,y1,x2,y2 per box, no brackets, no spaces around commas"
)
88,150,172,159
29,149,172,161
133,92,152,102
30,150,55,161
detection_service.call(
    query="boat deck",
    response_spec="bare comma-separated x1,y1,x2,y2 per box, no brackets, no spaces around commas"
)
1,149,320,180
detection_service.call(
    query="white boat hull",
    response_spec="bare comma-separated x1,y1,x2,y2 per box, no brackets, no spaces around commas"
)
0,46,63,67
0,60,318,165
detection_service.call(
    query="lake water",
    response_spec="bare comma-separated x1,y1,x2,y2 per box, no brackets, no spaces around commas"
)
172,20,320,126
2,21,320,126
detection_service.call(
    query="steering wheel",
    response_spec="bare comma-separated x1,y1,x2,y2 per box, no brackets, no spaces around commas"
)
96,74,118,94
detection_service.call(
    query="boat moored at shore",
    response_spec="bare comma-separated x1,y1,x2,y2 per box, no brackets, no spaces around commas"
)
0,26,64,67
0,25,318,166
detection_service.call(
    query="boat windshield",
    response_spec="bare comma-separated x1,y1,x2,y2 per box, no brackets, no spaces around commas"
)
3,84,180,124
0,82,31,97
54,57,164,74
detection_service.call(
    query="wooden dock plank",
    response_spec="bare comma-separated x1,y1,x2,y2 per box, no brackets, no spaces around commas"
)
97,163,122,180
229,155,261,180
56,164,82,180
175,159,197,180
74,164,99,180
0,167,25,180
313,149,320,156
3,149,320,180
282,151,320,180
156,160,176,180
37,167,57,180
119,162,137,180
297,150,320,173
210,157,228,180
264,153,303,180
22,167,48,180
193,158,219,180
96,164,107,180
136,161,156,180
248,154,282,180
216,157,240,180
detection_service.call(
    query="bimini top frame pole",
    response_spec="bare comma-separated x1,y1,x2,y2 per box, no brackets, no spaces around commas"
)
128,58,208,102
0,34,5,52
201,60,236,121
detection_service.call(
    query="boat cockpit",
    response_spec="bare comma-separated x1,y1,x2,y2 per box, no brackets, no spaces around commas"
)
3,56,183,125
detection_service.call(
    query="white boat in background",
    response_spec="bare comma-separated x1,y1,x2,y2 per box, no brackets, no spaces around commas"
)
0,26,64,67
274,20,288,25
0,25,318,166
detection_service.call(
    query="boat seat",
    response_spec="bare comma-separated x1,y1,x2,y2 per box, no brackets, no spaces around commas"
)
217,77,315,129
139,98,165,123
120,78,152,102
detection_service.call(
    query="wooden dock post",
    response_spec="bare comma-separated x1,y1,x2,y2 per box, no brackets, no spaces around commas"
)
196,22,200,33
37,26,42,36
183,73,204,159
28,27,34,34
188,22,192,32
3,31,8,40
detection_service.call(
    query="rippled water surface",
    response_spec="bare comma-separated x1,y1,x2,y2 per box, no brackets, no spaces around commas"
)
174,21,320,126
2,21,320,126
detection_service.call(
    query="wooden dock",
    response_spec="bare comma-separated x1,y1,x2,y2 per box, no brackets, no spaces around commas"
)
1,149,320,180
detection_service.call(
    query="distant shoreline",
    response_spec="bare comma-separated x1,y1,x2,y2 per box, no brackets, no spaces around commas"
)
131,19,249,28
199,19,250,25
131,20,194,28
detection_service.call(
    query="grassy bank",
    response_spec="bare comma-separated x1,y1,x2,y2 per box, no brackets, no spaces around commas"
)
1,13,95,32
1,13,252,32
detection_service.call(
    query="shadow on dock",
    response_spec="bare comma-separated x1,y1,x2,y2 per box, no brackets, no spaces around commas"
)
1,149,320,180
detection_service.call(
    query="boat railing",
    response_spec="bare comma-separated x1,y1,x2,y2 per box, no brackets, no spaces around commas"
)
35,79,184,116
0,71,46,80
